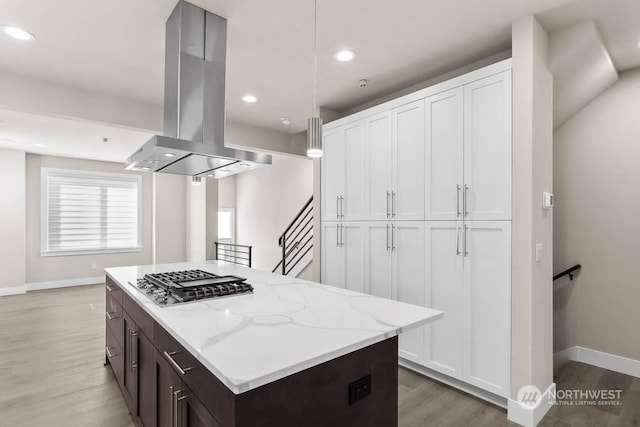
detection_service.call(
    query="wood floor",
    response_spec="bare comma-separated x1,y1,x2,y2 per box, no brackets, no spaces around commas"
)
0,284,638,427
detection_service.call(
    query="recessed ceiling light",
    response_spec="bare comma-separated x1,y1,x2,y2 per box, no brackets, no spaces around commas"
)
241,94,258,103
334,50,356,62
140,167,151,171
1,26,36,41
207,174,215,177
239,163,251,168
163,152,176,158
34,143,46,148
280,117,292,126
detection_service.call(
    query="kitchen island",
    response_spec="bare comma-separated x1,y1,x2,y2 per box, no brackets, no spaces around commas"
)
104,261,442,427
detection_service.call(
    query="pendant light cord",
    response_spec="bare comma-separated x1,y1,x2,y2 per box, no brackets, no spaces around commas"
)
312,0,318,117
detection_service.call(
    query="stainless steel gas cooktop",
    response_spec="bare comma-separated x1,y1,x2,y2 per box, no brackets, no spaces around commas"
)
131,269,253,306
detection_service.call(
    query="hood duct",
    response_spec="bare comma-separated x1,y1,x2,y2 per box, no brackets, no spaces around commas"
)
125,0,271,177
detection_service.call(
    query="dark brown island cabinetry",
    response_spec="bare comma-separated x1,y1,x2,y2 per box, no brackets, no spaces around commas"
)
105,276,399,427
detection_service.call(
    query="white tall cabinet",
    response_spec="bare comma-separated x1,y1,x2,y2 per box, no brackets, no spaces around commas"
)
321,60,513,400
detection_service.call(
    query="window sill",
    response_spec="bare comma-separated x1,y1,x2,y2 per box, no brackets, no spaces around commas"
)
40,247,143,257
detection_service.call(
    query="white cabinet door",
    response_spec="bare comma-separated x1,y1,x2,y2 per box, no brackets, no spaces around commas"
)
364,222,392,299
365,112,393,221
320,222,344,288
462,221,511,397
321,128,345,221
393,101,425,221
463,71,512,221
343,121,366,221
425,88,464,221
393,222,425,364
424,221,464,379
343,223,366,294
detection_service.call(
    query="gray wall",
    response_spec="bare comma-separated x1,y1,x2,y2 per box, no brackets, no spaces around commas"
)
153,173,187,264
0,148,26,289
554,68,640,361
235,155,313,272
25,154,154,283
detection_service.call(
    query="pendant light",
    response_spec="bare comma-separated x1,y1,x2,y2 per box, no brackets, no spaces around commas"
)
306,0,323,158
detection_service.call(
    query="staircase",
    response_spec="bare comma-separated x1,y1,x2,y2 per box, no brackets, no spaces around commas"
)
272,196,313,277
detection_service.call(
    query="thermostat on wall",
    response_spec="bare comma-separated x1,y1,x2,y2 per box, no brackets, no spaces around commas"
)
543,192,554,209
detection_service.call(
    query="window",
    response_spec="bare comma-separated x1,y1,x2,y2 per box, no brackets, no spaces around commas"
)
41,168,142,256
218,208,235,244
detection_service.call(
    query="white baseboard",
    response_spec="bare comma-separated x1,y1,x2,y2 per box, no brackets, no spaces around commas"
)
555,345,640,378
399,358,507,408
0,285,27,296
507,382,556,427
26,276,104,292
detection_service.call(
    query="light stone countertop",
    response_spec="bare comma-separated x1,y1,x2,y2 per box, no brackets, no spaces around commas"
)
105,260,443,394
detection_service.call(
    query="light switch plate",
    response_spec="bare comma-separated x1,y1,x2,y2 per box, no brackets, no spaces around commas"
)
543,192,554,209
535,244,543,262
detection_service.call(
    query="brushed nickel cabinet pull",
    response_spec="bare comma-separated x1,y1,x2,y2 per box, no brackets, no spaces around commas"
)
386,191,390,218
392,225,396,251
106,311,116,321
392,191,396,218
163,351,193,376
386,224,390,251
456,226,461,256
106,284,115,292
464,184,470,217
106,346,115,359
464,224,469,257
456,185,461,217
130,330,138,370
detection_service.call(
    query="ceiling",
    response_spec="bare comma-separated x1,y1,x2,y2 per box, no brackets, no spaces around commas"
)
0,0,638,160
0,109,152,163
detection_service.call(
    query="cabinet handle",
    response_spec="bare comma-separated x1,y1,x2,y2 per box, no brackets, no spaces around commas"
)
456,226,461,256
163,351,193,376
464,224,469,257
336,196,340,219
106,346,115,359
456,185,461,217
106,311,116,321
126,328,131,370
130,330,138,371
386,191,390,218
464,184,470,217
386,224,390,251
170,386,182,427
106,284,115,292
340,196,344,218
392,191,396,218
336,225,340,247
392,224,396,251
340,224,344,247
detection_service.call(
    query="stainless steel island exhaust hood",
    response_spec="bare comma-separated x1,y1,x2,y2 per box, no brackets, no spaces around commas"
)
125,1,271,177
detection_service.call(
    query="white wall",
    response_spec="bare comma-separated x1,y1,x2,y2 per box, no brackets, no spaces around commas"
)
0,149,26,291
236,155,313,272
554,68,640,361
511,13,554,404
